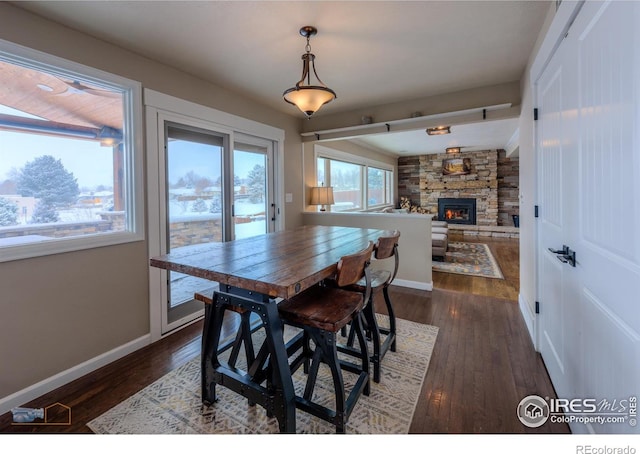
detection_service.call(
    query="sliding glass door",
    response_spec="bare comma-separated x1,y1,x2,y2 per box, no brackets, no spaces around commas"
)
233,134,275,240
164,123,227,329
152,120,277,334
146,92,284,339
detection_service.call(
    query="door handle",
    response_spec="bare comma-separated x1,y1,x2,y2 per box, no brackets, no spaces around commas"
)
549,246,576,267
548,245,569,255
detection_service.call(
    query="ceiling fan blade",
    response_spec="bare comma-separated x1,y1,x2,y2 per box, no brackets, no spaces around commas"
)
58,78,121,98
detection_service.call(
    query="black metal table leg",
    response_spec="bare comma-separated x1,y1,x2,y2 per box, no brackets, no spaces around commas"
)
200,285,296,433
201,302,218,406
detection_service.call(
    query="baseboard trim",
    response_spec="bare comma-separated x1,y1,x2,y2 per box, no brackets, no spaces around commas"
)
393,278,433,291
518,293,537,349
0,334,151,416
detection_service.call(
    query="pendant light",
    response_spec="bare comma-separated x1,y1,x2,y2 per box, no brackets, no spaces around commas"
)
426,126,451,136
283,26,336,118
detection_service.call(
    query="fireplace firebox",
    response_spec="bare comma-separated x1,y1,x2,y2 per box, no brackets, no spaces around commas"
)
438,198,477,225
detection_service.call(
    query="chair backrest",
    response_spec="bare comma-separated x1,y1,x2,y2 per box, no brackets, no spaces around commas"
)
374,230,400,260
335,241,374,288
374,230,400,284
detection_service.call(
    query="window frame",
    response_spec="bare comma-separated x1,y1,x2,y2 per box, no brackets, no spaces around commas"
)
324,157,365,212
367,166,393,209
314,145,395,212
0,39,144,263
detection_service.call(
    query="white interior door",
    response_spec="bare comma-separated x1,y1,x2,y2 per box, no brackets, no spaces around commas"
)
536,33,578,401
571,0,640,434
537,0,640,434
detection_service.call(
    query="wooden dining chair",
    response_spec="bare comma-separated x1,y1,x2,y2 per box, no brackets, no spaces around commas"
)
277,241,374,434
343,230,400,383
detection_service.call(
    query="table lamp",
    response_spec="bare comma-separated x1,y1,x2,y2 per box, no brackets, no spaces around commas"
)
310,185,334,211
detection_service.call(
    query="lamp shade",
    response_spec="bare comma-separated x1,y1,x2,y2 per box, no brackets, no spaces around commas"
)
310,186,334,210
283,26,336,118
283,86,336,118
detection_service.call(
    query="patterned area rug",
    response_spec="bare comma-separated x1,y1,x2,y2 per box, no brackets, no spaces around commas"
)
433,241,504,279
87,315,438,434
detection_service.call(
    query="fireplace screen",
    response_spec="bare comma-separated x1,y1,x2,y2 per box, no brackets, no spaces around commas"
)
438,198,477,225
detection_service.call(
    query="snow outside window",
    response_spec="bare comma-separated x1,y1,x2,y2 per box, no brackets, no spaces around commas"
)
0,40,143,262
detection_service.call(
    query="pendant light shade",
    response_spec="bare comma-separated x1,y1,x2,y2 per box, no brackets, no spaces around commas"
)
283,26,336,118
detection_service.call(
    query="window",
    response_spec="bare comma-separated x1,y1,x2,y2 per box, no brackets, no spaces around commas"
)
329,159,363,211
0,40,143,262
316,149,394,212
368,167,394,208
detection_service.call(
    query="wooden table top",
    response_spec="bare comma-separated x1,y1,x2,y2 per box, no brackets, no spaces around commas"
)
150,225,389,299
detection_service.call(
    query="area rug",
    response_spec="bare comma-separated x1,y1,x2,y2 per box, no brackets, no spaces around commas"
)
432,241,504,279
87,315,438,434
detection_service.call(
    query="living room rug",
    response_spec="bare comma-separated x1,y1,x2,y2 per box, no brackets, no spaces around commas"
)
432,241,504,279
87,315,438,434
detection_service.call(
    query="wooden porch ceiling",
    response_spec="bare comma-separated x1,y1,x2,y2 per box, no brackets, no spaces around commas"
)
0,60,122,131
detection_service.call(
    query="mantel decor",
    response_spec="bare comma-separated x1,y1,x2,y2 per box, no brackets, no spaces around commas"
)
442,157,471,176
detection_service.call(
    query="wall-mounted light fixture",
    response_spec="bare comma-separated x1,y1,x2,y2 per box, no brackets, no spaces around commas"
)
426,126,451,135
446,147,461,154
283,26,336,119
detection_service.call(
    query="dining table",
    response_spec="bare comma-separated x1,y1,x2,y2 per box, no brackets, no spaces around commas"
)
149,224,389,433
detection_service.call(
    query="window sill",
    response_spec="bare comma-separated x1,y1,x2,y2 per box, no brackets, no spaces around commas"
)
0,231,144,263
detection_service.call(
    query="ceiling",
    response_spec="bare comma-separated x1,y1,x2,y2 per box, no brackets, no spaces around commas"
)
11,1,550,155
346,117,520,156
0,60,123,130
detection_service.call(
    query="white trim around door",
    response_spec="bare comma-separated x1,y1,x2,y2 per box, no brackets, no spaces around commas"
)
144,89,285,342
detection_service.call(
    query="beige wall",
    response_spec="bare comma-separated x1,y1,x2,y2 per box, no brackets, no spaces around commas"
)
0,3,302,401
0,242,149,395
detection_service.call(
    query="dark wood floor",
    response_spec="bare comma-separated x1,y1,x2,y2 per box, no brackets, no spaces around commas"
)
432,232,520,301
0,236,569,434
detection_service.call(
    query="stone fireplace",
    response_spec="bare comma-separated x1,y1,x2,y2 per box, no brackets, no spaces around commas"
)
397,149,519,237
398,149,499,226
438,198,476,225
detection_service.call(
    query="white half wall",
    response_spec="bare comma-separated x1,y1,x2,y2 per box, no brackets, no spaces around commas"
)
302,211,433,290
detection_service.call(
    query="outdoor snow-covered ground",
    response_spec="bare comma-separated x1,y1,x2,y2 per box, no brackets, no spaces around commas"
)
168,201,267,305
168,198,266,239
57,207,105,222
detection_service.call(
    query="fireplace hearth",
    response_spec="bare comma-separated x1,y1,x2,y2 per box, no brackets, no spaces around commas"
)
438,198,477,225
